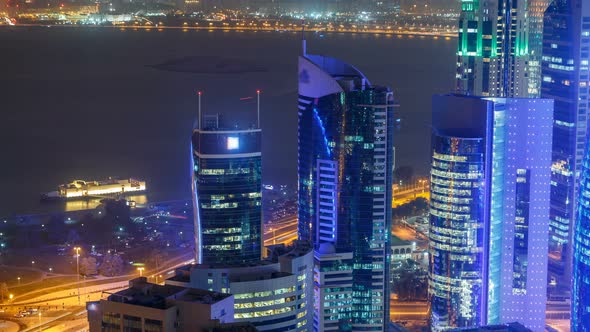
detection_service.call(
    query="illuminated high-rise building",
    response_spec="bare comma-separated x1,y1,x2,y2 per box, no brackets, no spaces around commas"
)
192,113,262,265
429,94,553,331
298,43,394,331
455,0,549,97
574,143,590,332
542,0,590,282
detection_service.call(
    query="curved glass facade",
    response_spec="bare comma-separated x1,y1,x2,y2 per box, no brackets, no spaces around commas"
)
429,135,486,331
573,144,590,331
192,129,262,265
429,95,553,331
298,54,394,331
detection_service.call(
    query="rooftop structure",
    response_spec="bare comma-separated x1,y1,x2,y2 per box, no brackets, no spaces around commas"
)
87,278,237,332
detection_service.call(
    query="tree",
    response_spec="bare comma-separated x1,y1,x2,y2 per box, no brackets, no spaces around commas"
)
99,254,124,277
79,257,98,276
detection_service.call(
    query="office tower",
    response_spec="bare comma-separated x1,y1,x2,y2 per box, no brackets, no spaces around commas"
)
542,0,590,281
429,95,553,331
298,45,395,331
455,0,549,97
573,142,590,331
192,113,262,265
86,278,250,331
169,242,314,331
187,97,314,331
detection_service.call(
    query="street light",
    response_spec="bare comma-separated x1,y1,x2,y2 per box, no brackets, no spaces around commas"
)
17,277,20,286
9,294,13,300
418,179,426,194
137,267,144,277
74,247,81,305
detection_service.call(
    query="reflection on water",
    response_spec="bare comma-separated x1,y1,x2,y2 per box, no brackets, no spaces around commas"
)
64,195,148,212
64,199,101,212
126,195,148,205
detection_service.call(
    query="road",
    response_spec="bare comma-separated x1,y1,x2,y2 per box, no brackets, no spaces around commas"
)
390,300,429,320
1,252,195,331
393,185,430,208
264,215,298,247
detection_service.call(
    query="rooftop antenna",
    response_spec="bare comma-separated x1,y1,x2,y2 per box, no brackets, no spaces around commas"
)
302,20,306,56
197,90,202,130
256,89,261,129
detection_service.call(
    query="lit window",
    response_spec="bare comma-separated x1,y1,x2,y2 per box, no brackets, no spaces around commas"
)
227,137,239,150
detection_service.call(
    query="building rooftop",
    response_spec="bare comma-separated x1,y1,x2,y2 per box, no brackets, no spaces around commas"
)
107,277,230,309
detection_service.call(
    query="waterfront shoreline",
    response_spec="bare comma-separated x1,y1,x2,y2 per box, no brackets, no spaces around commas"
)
2,23,458,38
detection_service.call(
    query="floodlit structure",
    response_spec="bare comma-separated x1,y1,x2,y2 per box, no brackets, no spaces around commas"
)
429,94,553,331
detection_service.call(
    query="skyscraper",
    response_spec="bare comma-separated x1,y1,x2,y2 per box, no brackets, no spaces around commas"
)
298,46,395,331
573,140,590,331
429,94,553,331
192,113,262,265
455,0,549,97
542,0,590,282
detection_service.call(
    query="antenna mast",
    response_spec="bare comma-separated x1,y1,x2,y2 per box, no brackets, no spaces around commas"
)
197,90,202,130
302,20,306,56
256,90,261,129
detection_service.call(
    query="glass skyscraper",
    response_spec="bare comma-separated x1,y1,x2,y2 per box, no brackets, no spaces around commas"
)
542,0,590,282
430,95,553,331
456,0,549,97
297,49,394,331
191,116,262,265
573,138,590,331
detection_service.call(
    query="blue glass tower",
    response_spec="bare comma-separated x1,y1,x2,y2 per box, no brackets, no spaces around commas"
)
573,140,590,331
192,115,262,265
298,46,394,331
542,0,590,283
430,95,553,331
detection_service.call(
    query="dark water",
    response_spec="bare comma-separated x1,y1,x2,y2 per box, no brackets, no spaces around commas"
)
0,27,456,216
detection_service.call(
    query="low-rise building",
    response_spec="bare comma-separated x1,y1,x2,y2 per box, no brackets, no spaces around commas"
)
87,277,243,332
167,242,313,331
391,235,415,262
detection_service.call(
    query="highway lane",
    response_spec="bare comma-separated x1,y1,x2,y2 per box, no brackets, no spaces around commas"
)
390,299,429,321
